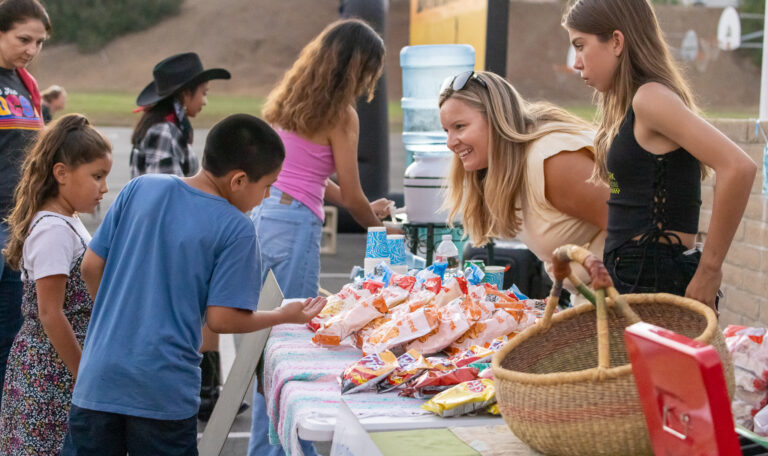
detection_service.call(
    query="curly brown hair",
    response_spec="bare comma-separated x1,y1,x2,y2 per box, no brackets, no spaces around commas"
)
262,18,385,136
2,114,111,269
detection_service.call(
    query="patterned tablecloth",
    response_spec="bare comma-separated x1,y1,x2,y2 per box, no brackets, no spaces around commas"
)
263,323,432,456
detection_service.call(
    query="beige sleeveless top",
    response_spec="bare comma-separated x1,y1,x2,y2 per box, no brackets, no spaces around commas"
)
515,128,606,303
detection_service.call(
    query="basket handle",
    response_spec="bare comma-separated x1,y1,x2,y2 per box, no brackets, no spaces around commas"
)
542,244,642,371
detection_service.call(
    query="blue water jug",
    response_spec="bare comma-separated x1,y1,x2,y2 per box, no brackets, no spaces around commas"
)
400,44,475,150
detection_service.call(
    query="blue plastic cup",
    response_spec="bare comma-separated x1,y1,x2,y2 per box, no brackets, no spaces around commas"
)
387,235,406,266
482,265,505,290
365,227,389,259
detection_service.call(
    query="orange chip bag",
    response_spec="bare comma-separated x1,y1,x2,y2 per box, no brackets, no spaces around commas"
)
459,295,494,323
406,299,471,355
352,315,391,350
312,294,388,346
362,306,439,355
340,350,399,394
447,309,524,355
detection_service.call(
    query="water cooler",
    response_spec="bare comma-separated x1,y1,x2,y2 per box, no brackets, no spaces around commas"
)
399,45,474,262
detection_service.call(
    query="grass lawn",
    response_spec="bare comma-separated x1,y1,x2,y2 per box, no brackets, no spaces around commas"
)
63,91,759,129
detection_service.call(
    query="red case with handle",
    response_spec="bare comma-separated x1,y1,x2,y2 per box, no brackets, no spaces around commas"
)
625,321,742,456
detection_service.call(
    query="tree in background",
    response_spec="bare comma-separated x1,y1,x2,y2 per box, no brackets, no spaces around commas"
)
43,0,183,52
739,0,765,66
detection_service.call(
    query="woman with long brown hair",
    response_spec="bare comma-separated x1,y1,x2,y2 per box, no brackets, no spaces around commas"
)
252,18,391,300
563,0,756,309
440,70,609,298
248,18,391,456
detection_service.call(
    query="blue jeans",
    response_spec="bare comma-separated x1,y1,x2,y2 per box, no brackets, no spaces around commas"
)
0,221,22,410
61,405,198,455
251,189,322,299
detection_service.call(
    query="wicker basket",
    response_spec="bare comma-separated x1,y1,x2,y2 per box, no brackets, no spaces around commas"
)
491,244,734,456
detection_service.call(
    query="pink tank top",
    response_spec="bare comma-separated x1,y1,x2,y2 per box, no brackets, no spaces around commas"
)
273,130,336,221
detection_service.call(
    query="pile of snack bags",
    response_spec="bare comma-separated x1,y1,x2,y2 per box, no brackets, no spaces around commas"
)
725,325,768,434
307,262,550,417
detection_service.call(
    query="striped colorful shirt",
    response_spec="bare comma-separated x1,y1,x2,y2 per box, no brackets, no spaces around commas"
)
0,67,42,220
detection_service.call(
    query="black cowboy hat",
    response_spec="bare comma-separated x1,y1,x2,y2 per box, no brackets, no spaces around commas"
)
136,52,231,107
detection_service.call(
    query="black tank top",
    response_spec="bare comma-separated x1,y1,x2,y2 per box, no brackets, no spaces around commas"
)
605,107,701,252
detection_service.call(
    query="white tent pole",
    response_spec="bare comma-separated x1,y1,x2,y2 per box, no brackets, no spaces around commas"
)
760,0,768,121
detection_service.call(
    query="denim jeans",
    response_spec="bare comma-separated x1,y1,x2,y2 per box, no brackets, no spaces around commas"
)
0,221,22,409
604,240,701,296
61,405,198,455
251,188,322,299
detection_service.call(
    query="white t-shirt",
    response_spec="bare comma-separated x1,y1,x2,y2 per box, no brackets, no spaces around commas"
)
22,211,92,281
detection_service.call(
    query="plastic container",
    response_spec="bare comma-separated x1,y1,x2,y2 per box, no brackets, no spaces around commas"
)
400,44,475,153
435,234,460,277
403,144,458,224
483,265,505,290
364,227,389,275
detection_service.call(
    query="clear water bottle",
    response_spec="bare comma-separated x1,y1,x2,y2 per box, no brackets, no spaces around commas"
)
435,234,460,278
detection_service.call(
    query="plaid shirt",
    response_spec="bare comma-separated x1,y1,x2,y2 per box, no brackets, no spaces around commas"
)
129,121,199,178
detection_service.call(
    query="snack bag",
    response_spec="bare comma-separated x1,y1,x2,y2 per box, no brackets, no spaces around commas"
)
433,279,465,309
406,299,471,355
400,366,480,399
448,346,495,368
381,285,409,309
393,289,436,316
341,350,399,394
362,306,440,355
378,349,431,393
362,280,385,295
366,261,393,286
459,295,494,323
425,357,456,372
464,263,485,285
352,315,391,350
313,294,387,346
422,379,496,417
486,403,500,415
447,309,522,355
389,274,417,292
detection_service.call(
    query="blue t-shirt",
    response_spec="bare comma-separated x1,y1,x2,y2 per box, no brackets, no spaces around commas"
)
72,175,262,420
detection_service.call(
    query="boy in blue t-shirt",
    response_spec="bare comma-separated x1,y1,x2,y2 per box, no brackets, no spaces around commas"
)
61,114,325,454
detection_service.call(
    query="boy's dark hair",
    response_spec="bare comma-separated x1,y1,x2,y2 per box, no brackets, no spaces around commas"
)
0,0,51,33
202,114,285,182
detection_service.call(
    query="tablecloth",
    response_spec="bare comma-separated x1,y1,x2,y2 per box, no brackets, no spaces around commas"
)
263,323,432,455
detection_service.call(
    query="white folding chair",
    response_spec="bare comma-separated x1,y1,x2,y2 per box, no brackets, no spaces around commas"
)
197,270,284,455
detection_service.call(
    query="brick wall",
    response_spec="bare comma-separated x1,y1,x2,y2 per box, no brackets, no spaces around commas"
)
702,119,765,328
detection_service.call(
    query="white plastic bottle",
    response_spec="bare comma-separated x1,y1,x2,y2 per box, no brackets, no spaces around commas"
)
435,234,460,278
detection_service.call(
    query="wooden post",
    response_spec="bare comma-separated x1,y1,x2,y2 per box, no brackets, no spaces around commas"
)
197,270,284,455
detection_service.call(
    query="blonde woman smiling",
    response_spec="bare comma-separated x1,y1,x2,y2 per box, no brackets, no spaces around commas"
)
439,71,609,299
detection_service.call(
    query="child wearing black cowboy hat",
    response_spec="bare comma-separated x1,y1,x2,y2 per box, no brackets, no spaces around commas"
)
128,52,237,422
129,52,230,179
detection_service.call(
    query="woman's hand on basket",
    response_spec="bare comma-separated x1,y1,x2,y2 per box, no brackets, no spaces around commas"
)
685,265,722,313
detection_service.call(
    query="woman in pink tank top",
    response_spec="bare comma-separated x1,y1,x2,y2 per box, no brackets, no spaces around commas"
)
248,20,392,456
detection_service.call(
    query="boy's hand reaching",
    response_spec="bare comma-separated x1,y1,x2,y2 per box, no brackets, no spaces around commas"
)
280,297,326,324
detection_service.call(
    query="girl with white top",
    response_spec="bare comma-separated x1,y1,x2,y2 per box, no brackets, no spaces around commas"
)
0,114,112,454
439,71,609,299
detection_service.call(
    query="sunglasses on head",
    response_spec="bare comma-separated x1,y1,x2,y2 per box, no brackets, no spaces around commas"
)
450,71,487,91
